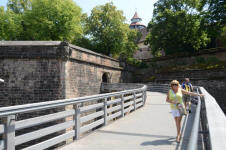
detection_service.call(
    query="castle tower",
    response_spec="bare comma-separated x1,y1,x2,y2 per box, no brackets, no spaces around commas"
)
129,12,146,29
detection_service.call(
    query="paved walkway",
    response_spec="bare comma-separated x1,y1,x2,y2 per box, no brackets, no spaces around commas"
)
60,91,196,150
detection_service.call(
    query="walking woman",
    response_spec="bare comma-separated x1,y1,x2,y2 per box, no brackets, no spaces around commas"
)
166,80,203,142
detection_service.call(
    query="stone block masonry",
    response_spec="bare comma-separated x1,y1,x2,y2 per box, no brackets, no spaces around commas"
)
134,68,226,113
0,41,131,149
0,41,128,106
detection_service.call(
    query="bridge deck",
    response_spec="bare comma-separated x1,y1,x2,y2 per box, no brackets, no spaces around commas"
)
60,91,197,150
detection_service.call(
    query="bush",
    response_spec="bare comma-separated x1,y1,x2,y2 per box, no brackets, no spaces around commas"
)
126,58,148,68
206,56,219,64
195,57,206,64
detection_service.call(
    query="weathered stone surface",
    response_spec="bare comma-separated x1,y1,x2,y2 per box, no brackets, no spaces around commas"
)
134,69,226,113
143,47,226,66
0,41,132,149
0,59,64,106
0,41,130,107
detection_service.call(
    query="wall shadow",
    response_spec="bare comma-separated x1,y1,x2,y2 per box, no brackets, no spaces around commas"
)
141,138,177,146
97,130,174,139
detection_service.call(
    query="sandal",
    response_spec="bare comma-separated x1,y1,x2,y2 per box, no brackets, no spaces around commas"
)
176,134,181,143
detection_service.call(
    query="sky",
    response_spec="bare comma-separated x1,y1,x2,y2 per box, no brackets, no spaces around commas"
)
0,0,158,26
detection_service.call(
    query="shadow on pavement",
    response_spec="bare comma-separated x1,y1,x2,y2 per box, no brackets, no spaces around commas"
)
97,130,174,139
141,138,177,146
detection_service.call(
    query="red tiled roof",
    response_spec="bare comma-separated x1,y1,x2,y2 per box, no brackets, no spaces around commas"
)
130,22,145,26
132,12,141,19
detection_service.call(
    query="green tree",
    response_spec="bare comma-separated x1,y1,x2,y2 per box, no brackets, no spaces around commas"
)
73,13,96,50
85,2,138,56
7,0,31,14
121,25,138,58
0,6,22,40
199,0,226,47
202,0,226,24
21,0,82,42
146,0,210,56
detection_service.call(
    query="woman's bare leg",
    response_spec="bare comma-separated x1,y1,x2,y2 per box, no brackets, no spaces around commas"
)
174,117,179,137
177,116,182,141
174,116,182,142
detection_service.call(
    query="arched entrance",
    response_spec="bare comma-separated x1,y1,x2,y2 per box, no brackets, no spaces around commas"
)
102,72,110,83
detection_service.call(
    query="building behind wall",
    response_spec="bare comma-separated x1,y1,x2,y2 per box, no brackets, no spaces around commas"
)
129,12,153,60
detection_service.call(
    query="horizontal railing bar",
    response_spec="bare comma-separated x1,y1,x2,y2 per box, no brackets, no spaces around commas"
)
136,93,142,97
15,120,75,145
124,95,134,101
147,84,170,87
135,98,143,103
148,86,169,87
147,84,169,87
107,98,121,105
16,110,75,130
0,85,147,116
0,140,4,150
80,118,104,133
80,103,104,113
148,86,168,87
107,111,121,121
124,107,134,114
0,125,4,134
149,88,168,89
22,130,75,150
80,111,104,124
124,101,133,108
150,88,168,91
136,103,143,108
107,105,121,113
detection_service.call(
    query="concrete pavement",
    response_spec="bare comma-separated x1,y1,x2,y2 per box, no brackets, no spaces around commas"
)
60,91,196,150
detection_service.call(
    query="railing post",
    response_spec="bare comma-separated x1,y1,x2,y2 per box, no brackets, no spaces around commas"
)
144,90,147,104
133,92,136,111
3,115,15,150
104,98,108,126
142,91,145,106
74,103,81,140
121,94,124,117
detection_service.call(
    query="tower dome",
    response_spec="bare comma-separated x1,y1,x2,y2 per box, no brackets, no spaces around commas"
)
129,12,146,29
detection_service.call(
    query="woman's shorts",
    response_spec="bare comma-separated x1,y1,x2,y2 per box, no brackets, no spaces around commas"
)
171,110,181,117
183,95,191,102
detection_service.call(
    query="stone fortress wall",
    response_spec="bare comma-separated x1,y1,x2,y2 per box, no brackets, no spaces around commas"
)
0,41,132,107
133,68,226,113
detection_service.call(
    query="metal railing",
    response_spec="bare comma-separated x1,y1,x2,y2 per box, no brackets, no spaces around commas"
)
0,85,147,150
101,83,144,93
187,88,202,150
188,87,226,150
147,84,226,150
199,87,226,150
147,83,169,93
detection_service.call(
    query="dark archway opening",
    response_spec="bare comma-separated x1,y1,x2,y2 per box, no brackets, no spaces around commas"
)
102,73,109,83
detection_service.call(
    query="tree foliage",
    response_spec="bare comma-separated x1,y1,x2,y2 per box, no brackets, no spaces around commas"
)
1,0,83,42
84,2,138,56
146,0,210,55
7,0,31,14
1,1,137,58
22,0,82,41
201,0,226,24
199,0,226,47
0,6,22,40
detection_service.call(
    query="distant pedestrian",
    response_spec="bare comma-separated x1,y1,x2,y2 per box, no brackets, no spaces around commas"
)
166,80,203,142
182,78,193,113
